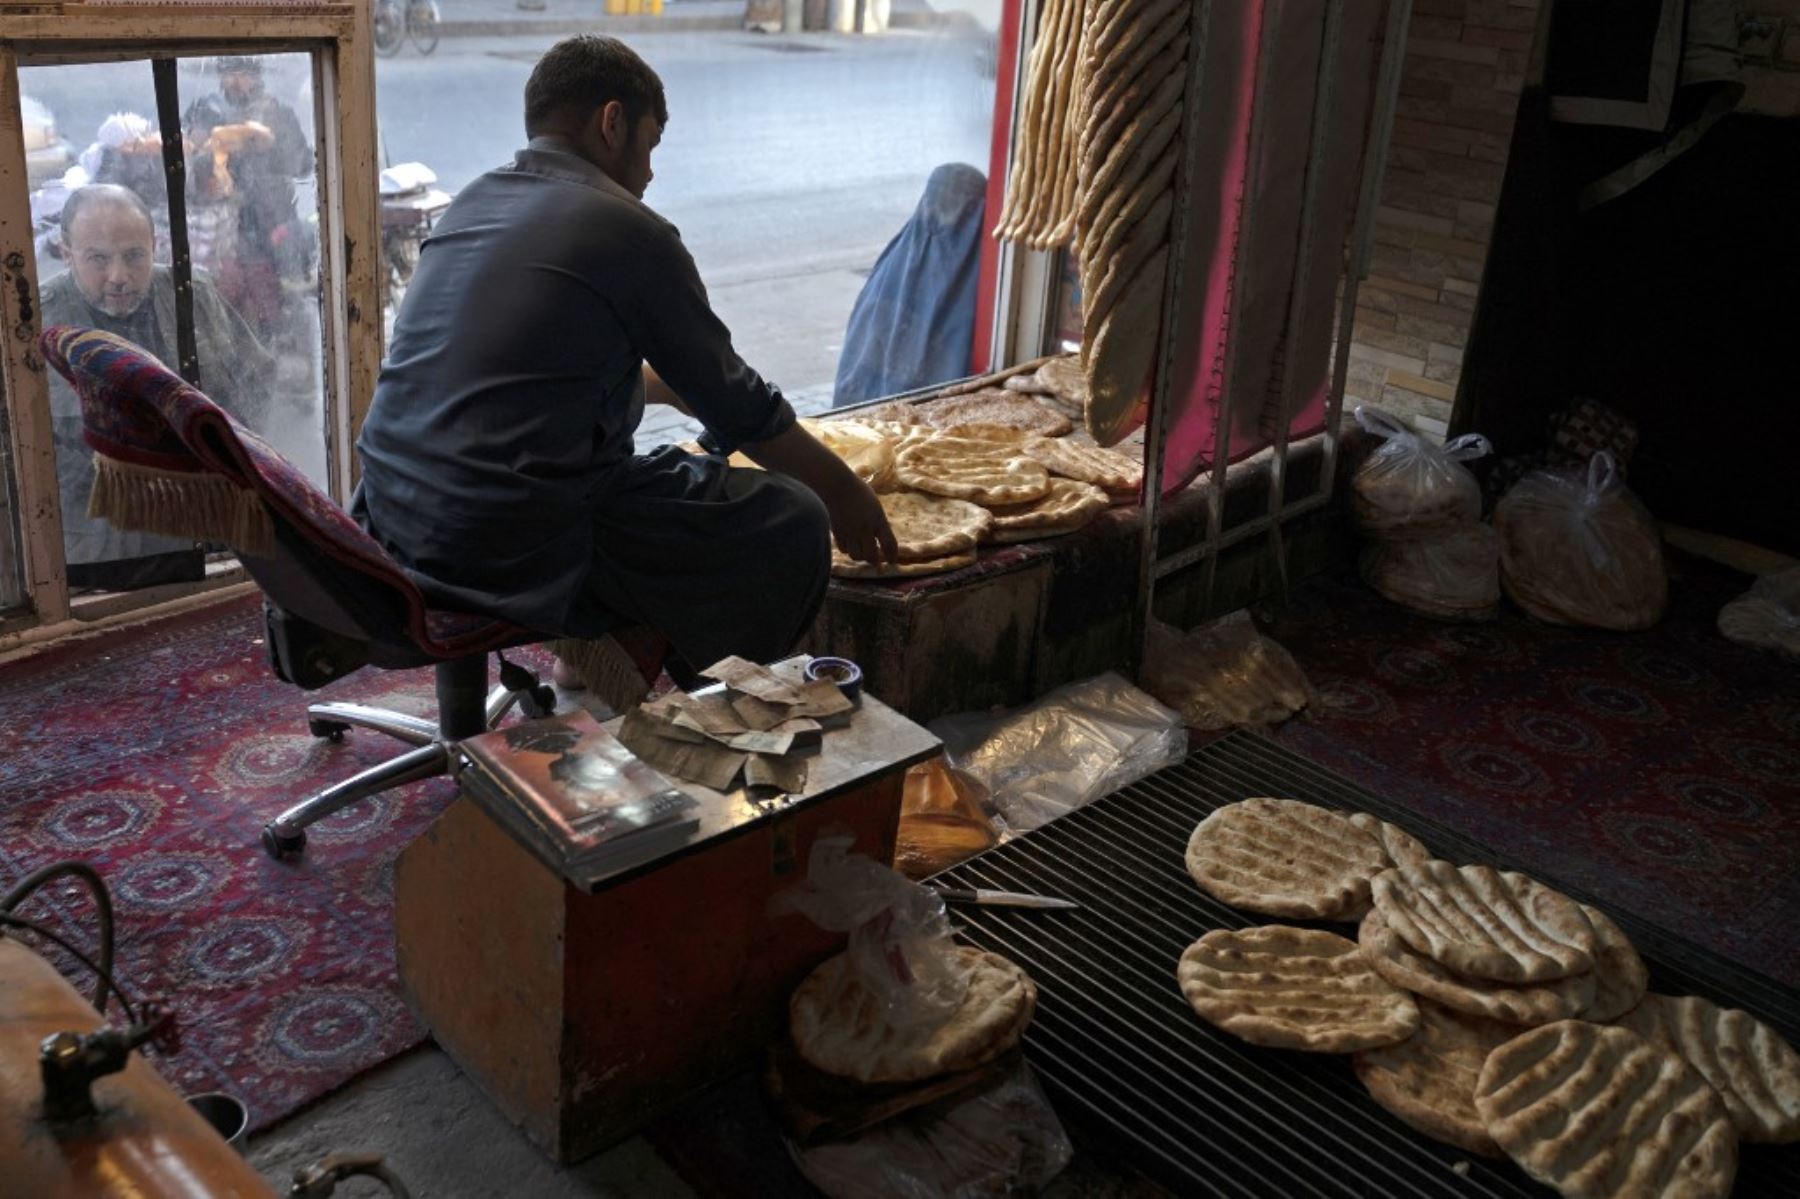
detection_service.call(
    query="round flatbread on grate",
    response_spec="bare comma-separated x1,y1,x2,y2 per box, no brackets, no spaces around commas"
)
1358,908,1594,1027
983,477,1110,538
790,946,1037,1084
1475,1020,1738,1198
1371,861,1596,984
1617,993,1800,1143
895,437,1051,505
1578,903,1648,1023
1184,797,1389,921
1177,925,1420,1053
919,390,1073,438
831,547,977,580
1340,815,1432,922
1020,436,1143,492
877,490,993,559
1348,813,1433,869
1353,999,1515,1157
1035,355,1087,407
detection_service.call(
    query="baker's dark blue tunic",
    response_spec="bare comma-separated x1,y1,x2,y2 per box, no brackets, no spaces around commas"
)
356,142,828,667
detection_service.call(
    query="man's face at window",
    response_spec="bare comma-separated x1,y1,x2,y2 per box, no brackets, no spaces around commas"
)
221,68,259,105
63,204,155,318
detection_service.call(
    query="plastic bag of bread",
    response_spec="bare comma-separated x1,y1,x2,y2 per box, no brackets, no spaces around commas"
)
1718,565,1800,659
789,1060,1072,1199
1360,521,1500,622
1494,452,1667,630
1139,613,1312,730
894,758,1000,880
1350,407,1491,537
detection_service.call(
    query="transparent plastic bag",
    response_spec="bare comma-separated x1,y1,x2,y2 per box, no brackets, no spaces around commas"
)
1350,406,1491,537
929,674,1186,834
1139,612,1313,730
1360,520,1501,622
1718,565,1800,659
790,1061,1073,1199
770,833,970,1032
1494,452,1667,630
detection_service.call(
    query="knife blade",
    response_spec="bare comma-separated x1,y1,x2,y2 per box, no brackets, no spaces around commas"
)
932,886,1079,911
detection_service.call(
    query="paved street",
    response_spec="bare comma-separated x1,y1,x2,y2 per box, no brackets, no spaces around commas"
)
24,29,997,450
377,29,995,437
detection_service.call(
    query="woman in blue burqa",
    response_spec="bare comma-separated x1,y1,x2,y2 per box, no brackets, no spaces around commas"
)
833,163,987,408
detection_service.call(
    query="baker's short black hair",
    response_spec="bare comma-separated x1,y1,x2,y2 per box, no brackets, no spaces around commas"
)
60,183,154,245
524,35,668,137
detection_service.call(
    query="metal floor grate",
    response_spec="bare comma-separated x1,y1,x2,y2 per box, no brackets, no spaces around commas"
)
936,729,1800,1198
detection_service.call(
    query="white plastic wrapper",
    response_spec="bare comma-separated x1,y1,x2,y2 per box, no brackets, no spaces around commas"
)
1360,521,1501,622
1718,565,1800,659
790,1061,1073,1199
1350,407,1491,538
930,674,1186,833
770,834,970,1032
1139,612,1313,730
1495,452,1667,630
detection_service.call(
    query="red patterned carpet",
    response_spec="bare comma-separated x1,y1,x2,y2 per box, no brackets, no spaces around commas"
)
1268,556,1800,989
0,594,549,1131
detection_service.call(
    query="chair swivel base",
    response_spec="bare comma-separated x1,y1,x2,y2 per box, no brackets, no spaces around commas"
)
261,660,556,862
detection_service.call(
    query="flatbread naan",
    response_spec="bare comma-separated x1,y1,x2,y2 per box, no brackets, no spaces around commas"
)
1177,925,1420,1053
895,437,1051,505
790,946,1036,1084
1185,797,1388,921
1353,999,1514,1157
1476,1021,1738,1198
919,390,1073,438
1371,861,1596,984
1618,993,1800,1143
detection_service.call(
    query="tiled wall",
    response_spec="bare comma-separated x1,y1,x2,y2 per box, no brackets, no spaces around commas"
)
1345,0,1544,437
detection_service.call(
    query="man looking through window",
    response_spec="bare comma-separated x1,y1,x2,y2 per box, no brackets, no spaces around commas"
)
40,183,274,589
354,36,896,711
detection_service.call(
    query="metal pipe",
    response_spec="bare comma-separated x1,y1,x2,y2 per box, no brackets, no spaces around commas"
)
1261,0,1344,606
1198,0,1282,612
1132,0,1214,668
1322,0,1414,492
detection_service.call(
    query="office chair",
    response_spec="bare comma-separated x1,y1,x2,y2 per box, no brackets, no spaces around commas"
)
41,324,559,862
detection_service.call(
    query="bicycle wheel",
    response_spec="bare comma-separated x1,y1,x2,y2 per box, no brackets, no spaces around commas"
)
373,0,406,57
407,0,441,56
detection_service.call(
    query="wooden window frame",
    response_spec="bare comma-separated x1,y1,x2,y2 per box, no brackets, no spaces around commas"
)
0,3,379,648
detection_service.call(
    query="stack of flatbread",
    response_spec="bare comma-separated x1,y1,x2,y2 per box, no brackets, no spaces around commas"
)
1174,795,1800,1193
1003,354,1088,421
789,946,1037,1085
992,0,1095,249
1076,0,1192,448
813,395,1143,579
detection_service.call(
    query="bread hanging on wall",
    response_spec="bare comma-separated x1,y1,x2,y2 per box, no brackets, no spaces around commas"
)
993,0,1096,250
1077,0,1191,446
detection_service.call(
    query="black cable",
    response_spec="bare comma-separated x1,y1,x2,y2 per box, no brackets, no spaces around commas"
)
0,913,140,1024
2,861,115,1013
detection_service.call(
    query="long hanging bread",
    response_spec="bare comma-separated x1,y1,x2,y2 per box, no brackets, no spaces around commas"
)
994,0,1092,249
1076,0,1190,446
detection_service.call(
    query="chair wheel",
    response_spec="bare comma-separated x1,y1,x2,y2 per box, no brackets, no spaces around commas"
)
309,718,350,741
520,685,556,719
262,824,306,861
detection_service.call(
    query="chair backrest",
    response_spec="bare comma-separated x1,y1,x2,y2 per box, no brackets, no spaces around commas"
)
38,325,464,654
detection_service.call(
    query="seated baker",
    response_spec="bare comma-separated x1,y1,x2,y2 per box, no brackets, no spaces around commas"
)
353,35,896,711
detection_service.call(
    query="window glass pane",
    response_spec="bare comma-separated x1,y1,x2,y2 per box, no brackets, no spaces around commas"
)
23,54,327,597
375,17,1000,446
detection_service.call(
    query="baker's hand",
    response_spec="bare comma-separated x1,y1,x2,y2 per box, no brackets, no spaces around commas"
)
823,476,899,565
